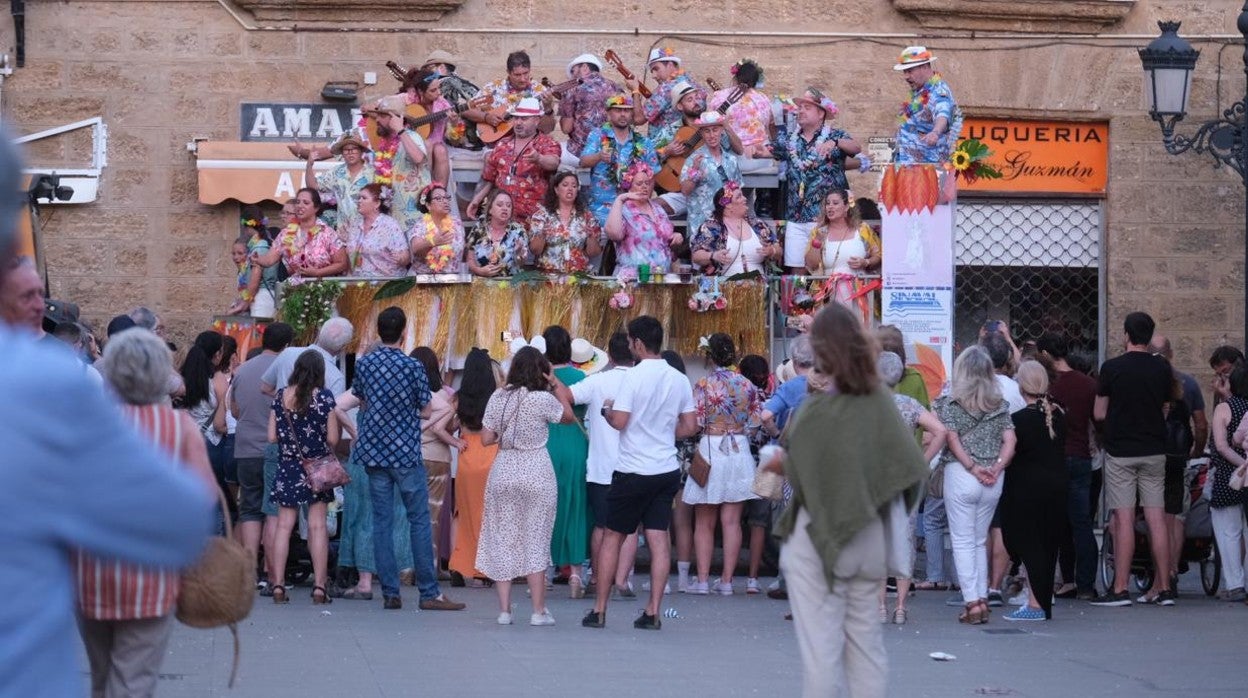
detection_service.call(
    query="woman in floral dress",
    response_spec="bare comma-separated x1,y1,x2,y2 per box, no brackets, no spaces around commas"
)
528,171,602,274
466,189,527,277
409,182,465,274
345,183,409,277
252,188,348,278
682,333,762,596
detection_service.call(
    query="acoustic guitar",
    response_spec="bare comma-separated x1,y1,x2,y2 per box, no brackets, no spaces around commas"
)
604,50,653,99
653,84,746,193
541,76,582,99
362,95,490,149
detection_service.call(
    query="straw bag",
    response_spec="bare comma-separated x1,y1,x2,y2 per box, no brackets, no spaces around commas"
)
176,487,255,687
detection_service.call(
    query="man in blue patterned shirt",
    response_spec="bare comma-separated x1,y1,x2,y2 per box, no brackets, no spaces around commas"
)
351,306,465,612
893,46,962,165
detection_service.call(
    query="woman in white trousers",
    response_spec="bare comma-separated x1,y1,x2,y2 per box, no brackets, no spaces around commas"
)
1211,366,1248,599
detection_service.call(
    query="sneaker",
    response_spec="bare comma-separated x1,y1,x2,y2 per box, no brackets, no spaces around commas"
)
1089,590,1132,607
687,580,710,595
530,610,556,626
497,612,513,625
713,581,734,596
1222,587,1247,602
581,610,606,628
677,575,691,593
1007,588,1030,606
1003,606,1047,622
767,578,782,592
1156,589,1177,606
746,578,761,595
878,605,889,623
986,590,1004,607
419,595,466,611
641,580,672,595
633,611,662,630
383,595,402,610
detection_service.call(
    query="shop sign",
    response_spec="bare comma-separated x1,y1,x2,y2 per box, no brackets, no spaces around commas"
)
241,103,361,141
958,118,1108,195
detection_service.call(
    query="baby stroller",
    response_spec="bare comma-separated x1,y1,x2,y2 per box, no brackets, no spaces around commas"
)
1098,459,1220,596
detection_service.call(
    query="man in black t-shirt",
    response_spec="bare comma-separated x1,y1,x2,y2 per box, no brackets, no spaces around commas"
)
1091,312,1176,607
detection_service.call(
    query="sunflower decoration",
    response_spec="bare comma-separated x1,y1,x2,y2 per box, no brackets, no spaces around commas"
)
948,138,1003,184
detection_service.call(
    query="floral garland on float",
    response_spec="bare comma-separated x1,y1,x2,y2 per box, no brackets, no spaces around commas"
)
278,279,344,340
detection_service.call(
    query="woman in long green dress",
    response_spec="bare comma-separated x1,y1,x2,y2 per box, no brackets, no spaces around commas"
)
542,326,590,598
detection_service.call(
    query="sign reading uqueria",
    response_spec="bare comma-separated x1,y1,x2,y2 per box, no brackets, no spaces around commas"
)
958,118,1108,195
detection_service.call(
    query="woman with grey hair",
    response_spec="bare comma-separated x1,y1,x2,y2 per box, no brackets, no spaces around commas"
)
935,346,1016,624
877,351,947,624
76,329,217,697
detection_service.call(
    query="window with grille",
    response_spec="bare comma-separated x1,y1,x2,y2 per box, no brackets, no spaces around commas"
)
954,200,1102,358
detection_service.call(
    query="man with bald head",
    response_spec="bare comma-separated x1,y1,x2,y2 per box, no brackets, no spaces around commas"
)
1148,332,1208,587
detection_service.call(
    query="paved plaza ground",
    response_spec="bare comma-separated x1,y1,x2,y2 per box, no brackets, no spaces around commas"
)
118,570,1242,697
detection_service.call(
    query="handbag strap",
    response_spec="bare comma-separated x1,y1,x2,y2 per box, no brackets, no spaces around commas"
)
278,390,312,461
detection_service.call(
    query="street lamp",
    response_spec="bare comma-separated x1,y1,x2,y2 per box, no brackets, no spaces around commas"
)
1140,12,1248,338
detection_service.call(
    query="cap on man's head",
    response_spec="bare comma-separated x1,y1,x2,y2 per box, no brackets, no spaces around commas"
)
107,314,138,337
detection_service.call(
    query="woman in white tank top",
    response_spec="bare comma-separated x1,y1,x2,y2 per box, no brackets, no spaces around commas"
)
804,189,879,276
690,184,781,276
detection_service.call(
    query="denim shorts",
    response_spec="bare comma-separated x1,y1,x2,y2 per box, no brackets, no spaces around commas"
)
261,442,280,517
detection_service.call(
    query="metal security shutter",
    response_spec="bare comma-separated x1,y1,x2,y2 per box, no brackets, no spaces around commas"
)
954,199,1103,359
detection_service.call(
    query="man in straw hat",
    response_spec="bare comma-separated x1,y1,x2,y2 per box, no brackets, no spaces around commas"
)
421,49,484,150
893,45,962,165
559,53,624,168
369,94,433,232
763,87,860,272
467,96,562,224
628,46,705,131
302,132,374,238
580,93,659,226
0,131,215,697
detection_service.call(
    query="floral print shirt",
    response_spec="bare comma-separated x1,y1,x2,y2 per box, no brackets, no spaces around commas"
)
680,147,743,234
690,218,777,276
345,213,409,277
616,200,676,273
580,125,660,225
644,75,706,131
479,78,551,113
409,213,464,274
770,124,851,223
694,367,762,433
276,221,344,271
528,207,602,274
709,88,773,150
316,162,375,236
467,222,528,276
557,72,624,157
375,132,431,233
895,74,961,165
481,133,562,223
933,396,1014,469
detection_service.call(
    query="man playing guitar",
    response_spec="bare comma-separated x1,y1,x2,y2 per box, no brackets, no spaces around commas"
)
650,82,743,218
464,50,555,139
558,53,624,168
466,97,562,225
627,47,706,132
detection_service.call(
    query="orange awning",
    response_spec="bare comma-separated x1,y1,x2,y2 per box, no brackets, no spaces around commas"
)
195,141,335,205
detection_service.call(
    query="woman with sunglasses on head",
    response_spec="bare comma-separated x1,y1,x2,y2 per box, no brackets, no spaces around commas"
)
466,189,528,278
689,183,780,277
410,182,464,275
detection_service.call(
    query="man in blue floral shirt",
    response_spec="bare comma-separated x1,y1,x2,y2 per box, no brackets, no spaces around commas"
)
580,95,660,226
351,306,465,612
765,87,861,271
893,46,962,165
628,46,706,132
558,53,624,167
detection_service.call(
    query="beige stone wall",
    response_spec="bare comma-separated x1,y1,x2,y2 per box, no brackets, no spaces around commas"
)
2,0,1245,383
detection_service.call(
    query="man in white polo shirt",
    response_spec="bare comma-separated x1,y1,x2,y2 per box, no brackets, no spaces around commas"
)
582,316,698,631
570,333,637,597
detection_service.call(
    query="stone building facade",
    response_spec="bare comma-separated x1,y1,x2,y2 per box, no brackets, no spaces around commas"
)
2,0,1244,383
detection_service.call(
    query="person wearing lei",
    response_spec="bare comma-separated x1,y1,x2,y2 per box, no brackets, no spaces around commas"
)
252,187,348,278
402,67,457,191
368,95,432,234
466,189,528,278
579,94,660,226
528,171,603,274
892,46,962,165
346,182,410,277
306,133,374,239
628,46,707,131
680,111,745,236
690,183,781,277
605,161,683,275
410,182,464,274
764,87,861,272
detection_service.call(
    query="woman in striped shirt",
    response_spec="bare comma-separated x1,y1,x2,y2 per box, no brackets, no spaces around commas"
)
77,329,217,698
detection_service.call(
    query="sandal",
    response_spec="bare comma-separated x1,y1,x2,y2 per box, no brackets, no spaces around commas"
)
339,587,373,601
958,602,977,624
915,581,949,591
272,585,289,605
893,608,908,625
975,599,990,624
312,586,332,605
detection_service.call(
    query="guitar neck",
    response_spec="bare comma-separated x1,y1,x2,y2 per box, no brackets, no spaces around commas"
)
408,103,467,127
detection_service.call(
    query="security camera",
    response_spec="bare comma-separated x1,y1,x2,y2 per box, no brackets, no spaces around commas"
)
28,173,73,203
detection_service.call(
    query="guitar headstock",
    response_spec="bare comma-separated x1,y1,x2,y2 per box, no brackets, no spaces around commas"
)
541,77,553,88
604,50,624,70
706,78,722,92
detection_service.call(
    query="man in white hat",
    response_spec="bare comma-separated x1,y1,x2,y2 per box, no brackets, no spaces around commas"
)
893,45,962,164
558,53,624,168
466,50,555,137
467,96,562,224
626,46,705,131
303,133,374,239
579,94,659,226
649,82,743,217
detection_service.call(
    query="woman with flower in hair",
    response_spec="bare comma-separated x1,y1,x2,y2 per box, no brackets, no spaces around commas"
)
710,58,774,158
528,171,602,274
466,189,527,277
680,111,744,235
690,183,780,276
410,182,464,274
345,182,410,277
252,188,348,278
605,161,682,275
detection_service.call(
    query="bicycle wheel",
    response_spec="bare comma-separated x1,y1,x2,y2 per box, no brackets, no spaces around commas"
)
1201,539,1221,597
1099,529,1114,591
